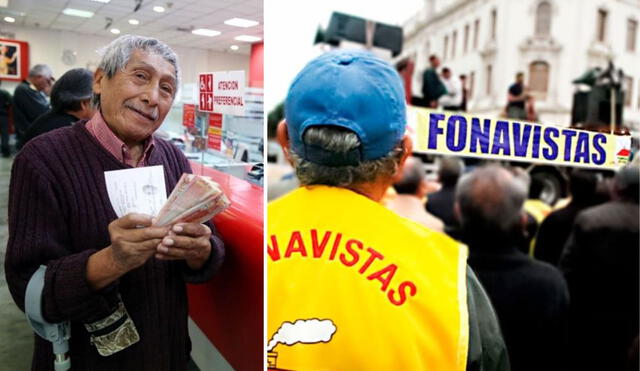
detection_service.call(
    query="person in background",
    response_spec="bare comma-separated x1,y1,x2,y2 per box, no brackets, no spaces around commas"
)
24,68,95,144
269,50,508,371
5,35,224,370
0,80,12,157
459,74,468,112
438,67,463,110
456,165,569,371
560,165,639,371
505,72,527,119
387,156,444,232
421,54,447,108
533,170,598,265
426,156,464,231
13,64,53,149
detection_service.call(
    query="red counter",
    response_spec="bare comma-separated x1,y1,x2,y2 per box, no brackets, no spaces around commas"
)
187,162,263,371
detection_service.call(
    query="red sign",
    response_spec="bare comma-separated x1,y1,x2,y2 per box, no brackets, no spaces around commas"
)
182,104,195,127
199,73,214,112
207,113,223,151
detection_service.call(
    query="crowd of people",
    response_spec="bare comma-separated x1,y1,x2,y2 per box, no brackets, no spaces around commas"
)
392,155,638,371
420,54,538,120
270,50,638,371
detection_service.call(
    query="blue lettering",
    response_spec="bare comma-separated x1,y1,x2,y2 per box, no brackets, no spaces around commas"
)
543,127,559,160
512,122,532,157
446,115,467,152
592,134,607,165
491,121,511,155
428,113,445,149
562,130,577,161
573,132,590,163
532,126,541,159
470,118,491,154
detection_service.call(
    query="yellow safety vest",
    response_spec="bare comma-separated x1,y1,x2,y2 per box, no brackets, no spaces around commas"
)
267,186,469,371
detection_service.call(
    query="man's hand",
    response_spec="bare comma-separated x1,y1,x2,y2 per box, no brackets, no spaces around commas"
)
88,213,169,290
155,223,212,270
109,213,169,272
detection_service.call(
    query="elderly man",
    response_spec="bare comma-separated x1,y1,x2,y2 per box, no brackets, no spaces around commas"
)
456,165,569,371
5,35,223,370
387,156,444,232
24,68,95,143
268,50,508,371
13,64,53,148
560,165,639,371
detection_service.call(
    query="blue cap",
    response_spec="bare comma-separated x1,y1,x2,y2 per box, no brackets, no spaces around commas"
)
285,50,406,166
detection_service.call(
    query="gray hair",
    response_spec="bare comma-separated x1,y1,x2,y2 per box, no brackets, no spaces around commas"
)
438,156,464,187
290,126,404,187
29,64,52,78
455,165,528,234
92,34,180,106
393,156,425,195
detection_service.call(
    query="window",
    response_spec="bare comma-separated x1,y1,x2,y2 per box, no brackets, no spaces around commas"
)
597,9,608,42
491,9,497,40
469,71,475,99
444,35,449,60
452,31,457,59
486,65,492,95
535,1,552,37
627,19,637,52
529,61,550,99
624,77,633,107
474,19,480,49
464,24,470,54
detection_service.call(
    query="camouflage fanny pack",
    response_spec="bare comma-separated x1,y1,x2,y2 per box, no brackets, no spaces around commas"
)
84,299,139,356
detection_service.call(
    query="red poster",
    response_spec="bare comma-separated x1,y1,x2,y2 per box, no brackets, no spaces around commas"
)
182,104,195,127
207,113,223,151
199,73,214,112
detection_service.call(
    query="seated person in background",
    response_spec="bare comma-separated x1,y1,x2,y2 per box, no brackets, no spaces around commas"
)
560,165,639,371
24,68,95,144
426,156,464,230
13,64,54,149
387,156,444,232
456,165,569,371
534,170,598,265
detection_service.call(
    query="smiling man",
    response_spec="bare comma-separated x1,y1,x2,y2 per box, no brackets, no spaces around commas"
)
5,35,224,370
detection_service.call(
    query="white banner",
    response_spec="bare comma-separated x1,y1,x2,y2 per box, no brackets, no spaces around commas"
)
213,70,246,116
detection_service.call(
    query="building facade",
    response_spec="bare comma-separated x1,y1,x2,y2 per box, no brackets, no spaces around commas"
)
400,0,640,130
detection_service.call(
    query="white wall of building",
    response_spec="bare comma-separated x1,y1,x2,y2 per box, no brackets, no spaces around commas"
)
402,0,640,129
0,24,250,95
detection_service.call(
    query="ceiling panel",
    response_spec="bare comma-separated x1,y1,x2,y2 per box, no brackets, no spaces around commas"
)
0,0,262,54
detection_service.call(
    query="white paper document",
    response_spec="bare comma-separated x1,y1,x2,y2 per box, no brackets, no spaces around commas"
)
104,165,167,218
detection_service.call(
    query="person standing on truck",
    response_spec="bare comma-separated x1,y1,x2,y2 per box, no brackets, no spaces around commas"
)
505,72,528,119
422,54,447,108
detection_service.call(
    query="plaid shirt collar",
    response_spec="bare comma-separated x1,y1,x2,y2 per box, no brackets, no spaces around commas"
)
85,111,155,167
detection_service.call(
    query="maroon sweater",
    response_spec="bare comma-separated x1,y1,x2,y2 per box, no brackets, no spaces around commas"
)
5,121,224,370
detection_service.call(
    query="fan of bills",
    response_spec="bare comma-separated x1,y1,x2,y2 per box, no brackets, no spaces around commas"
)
154,173,230,227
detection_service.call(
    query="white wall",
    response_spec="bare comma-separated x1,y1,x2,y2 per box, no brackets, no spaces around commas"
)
0,24,250,94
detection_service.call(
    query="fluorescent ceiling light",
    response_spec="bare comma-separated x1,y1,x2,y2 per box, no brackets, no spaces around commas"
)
230,45,239,50
153,6,165,13
234,35,261,42
89,0,111,3
224,18,258,28
3,16,14,23
110,28,120,34
192,28,220,37
128,19,139,25
62,8,94,18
